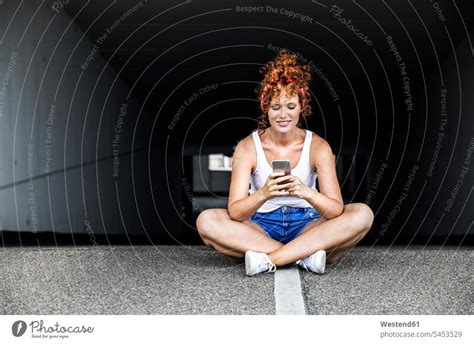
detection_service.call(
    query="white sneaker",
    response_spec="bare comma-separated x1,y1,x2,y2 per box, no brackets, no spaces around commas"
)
245,251,277,276
296,250,326,274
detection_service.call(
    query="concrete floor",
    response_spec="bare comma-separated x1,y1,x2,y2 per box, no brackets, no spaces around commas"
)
0,245,472,314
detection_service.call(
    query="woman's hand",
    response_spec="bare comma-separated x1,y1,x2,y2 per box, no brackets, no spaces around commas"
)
285,175,315,199
261,171,293,200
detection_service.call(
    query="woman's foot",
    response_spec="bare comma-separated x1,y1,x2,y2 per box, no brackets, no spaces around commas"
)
295,250,326,274
245,251,277,276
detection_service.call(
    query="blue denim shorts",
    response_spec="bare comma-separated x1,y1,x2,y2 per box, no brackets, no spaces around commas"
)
250,206,321,244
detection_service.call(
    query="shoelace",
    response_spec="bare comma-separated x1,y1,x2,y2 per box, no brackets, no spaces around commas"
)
296,258,310,271
265,263,277,273
262,257,277,274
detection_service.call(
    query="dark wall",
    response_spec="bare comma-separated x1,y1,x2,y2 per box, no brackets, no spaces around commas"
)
0,0,175,242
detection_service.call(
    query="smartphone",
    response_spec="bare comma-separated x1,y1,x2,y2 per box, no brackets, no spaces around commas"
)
272,160,291,176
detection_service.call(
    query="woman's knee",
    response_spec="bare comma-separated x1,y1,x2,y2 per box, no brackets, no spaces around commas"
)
356,203,374,227
343,203,374,234
196,209,216,235
196,208,228,237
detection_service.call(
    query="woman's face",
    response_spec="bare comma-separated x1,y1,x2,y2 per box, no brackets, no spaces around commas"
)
267,87,301,133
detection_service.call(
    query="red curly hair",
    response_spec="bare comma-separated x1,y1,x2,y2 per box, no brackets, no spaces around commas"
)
256,49,312,134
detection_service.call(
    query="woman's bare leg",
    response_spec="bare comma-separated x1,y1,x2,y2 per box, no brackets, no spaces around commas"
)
196,208,283,260
328,221,372,263
296,216,348,264
268,203,374,266
296,216,370,264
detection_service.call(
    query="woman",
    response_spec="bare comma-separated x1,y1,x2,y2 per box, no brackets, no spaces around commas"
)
196,50,374,277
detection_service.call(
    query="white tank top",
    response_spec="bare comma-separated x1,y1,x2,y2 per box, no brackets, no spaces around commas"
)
249,129,318,213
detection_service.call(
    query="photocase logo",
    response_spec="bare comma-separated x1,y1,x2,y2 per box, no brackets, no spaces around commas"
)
12,320,27,337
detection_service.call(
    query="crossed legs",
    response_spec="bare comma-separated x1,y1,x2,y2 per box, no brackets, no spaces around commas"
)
196,203,374,267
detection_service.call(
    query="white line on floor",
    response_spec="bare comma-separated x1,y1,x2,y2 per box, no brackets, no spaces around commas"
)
274,267,306,315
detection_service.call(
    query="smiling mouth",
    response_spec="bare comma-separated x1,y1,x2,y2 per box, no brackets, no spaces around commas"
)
277,120,291,126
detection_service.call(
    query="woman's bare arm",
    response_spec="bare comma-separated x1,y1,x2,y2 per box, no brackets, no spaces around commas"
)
306,137,344,219
227,138,267,222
